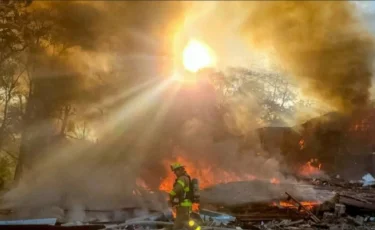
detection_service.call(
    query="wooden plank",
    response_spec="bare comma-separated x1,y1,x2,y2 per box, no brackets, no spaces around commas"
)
339,196,375,210
285,192,320,223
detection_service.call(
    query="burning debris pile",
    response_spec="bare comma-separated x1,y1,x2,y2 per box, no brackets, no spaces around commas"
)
196,177,375,230
3,175,375,230
196,175,375,230
298,159,323,179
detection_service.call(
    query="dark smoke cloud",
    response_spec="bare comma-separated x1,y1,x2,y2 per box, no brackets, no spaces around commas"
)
1,1,192,216
27,1,188,103
241,1,375,113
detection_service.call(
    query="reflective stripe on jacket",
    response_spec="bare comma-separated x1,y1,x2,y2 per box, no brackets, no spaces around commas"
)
169,175,192,207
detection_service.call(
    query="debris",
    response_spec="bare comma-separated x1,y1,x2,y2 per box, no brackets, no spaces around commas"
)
0,218,57,225
5,177,375,230
200,209,236,226
102,221,174,230
347,216,364,226
322,212,335,222
311,223,329,229
0,225,105,230
285,192,320,223
354,216,364,226
62,221,84,226
362,173,375,186
99,209,172,229
334,204,346,217
281,219,304,227
338,195,375,210
124,211,167,223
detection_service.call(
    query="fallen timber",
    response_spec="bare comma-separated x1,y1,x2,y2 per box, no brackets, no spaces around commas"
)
197,179,375,229
285,192,320,223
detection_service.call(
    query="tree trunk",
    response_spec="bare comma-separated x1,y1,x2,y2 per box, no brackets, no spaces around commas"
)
14,74,34,181
13,90,33,181
59,105,71,136
0,88,11,149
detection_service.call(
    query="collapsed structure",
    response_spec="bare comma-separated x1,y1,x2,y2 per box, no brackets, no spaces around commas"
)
2,175,375,230
2,110,375,229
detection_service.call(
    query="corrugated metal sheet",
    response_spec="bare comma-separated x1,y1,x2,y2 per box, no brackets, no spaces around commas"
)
0,218,56,225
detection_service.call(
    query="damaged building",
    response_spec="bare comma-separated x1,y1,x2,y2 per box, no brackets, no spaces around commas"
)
257,110,375,179
3,111,375,229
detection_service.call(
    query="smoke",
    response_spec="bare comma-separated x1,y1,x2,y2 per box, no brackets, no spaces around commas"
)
201,179,335,207
223,91,263,135
241,1,375,113
2,1,358,221
1,0,189,220
2,139,169,221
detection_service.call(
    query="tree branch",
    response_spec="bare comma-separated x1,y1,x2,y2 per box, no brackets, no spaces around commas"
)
1,149,18,161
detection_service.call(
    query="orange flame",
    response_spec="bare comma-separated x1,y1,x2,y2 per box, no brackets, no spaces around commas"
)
298,139,305,150
350,118,370,132
192,203,199,212
159,156,256,192
299,139,305,150
299,158,322,177
273,201,320,210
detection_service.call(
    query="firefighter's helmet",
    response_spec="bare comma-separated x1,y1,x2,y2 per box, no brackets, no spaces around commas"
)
170,162,184,171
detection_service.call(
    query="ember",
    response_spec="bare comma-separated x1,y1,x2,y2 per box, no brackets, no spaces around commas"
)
299,158,322,177
299,139,305,150
273,201,320,210
349,118,370,132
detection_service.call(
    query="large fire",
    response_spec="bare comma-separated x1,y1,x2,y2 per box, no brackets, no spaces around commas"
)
299,158,322,177
159,156,257,192
159,155,257,217
139,155,321,217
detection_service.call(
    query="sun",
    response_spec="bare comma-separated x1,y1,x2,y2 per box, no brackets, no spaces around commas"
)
182,40,214,73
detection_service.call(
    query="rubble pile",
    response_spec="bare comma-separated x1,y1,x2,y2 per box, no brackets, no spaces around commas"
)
2,175,375,230
207,176,375,230
92,176,375,230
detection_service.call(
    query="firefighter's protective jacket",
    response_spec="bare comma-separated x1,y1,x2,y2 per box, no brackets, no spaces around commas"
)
169,174,192,207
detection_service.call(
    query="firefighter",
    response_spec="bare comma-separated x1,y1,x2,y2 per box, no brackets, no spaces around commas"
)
169,163,192,230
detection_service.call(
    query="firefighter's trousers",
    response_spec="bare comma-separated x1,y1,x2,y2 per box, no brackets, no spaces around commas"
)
173,206,191,230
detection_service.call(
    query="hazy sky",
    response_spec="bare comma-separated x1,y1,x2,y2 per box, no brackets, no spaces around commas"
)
355,1,375,33
355,1,375,13
179,1,375,73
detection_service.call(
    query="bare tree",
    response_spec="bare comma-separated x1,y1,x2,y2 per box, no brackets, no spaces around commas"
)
213,68,300,126
0,2,29,66
13,3,97,180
